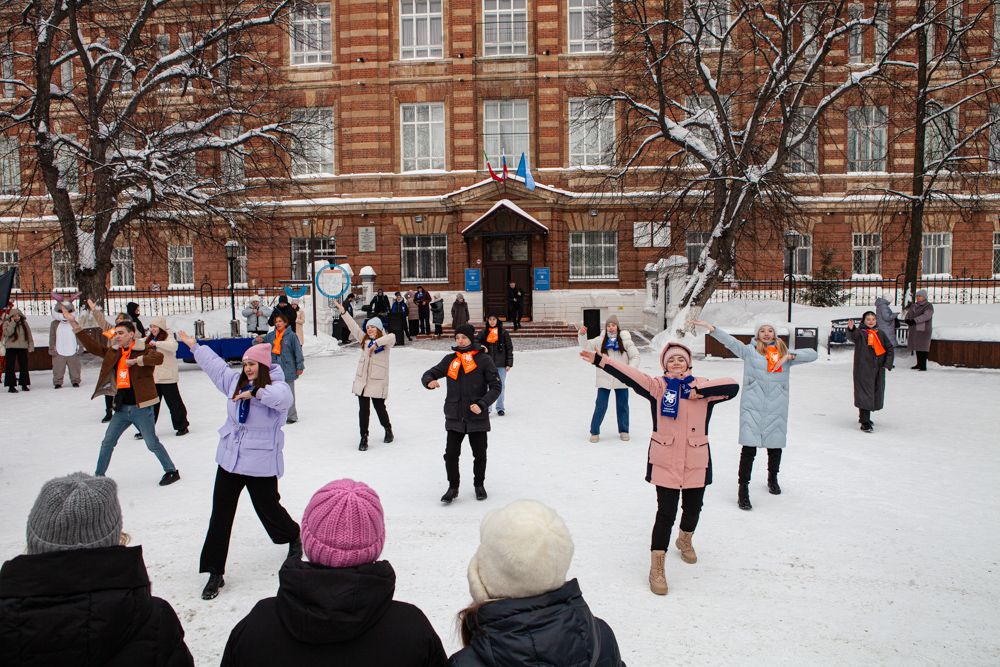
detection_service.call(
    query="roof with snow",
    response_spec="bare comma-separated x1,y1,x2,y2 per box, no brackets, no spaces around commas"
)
461,199,549,237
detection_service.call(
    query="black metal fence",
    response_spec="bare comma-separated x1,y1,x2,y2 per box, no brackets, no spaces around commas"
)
708,276,1000,306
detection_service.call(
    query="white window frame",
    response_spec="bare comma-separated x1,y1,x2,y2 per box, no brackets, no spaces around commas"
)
633,221,670,248
847,4,864,63
988,104,1000,171
0,249,19,290
569,230,618,280
167,244,194,288
291,3,333,65
290,236,337,281
684,95,719,166
56,134,79,193
788,106,818,174
993,231,1000,276
400,234,448,283
230,243,249,287
803,5,819,56
156,34,171,88
483,100,530,168
874,4,889,59
788,231,813,277
921,231,952,276
569,98,614,167
852,232,881,277
291,107,335,177
847,105,888,173
925,103,959,169
110,247,135,290
220,125,245,186
685,231,710,275
52,249,76,290
400,103,446,171
1,45,14,98
483,0,529,56
0,136,19,195
568,0,612,54
685,0,730,50
59,41,73,91
400,0,444,60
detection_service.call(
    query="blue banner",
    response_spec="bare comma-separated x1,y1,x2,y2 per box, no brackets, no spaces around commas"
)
465,268,481,292
533,267,550,291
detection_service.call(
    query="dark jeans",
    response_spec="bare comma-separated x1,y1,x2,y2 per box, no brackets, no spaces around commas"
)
508,306,522,329
590,388,629,435
418,307,430,335
154,383,189,431
96,404,176,476
200,466,300,575
444,430,488,487
407,320,419,338
651,486,706,551
358,395,391,436
738,446,782,484
915,350,928,370
434,323,442,336
3,348,29,387
859,408,872,425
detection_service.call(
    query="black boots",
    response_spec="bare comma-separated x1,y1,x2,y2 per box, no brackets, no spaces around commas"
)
359,435,368,451
383,427,394,443
440,487,459,504
287,536,303,560
767,474,781,495
202,574,225,600
474,485,488,501
159,471,180,486
738,484,752,511
860,422,874,433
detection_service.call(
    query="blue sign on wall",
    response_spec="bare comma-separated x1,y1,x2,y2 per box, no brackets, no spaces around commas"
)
465,268,481,292
533,267,550,291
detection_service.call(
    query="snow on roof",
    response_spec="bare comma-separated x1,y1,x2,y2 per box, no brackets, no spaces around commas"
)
461,199,549,235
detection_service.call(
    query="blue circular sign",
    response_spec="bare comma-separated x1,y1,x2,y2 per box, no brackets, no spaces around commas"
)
315,263,351,299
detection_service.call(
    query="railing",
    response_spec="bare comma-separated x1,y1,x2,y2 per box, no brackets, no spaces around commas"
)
706,276,1000,306
10,285,288,318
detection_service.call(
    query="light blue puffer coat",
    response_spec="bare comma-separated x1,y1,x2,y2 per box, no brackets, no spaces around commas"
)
710,327,817,449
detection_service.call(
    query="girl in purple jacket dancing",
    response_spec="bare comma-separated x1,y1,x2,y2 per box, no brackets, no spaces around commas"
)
177,332,302,601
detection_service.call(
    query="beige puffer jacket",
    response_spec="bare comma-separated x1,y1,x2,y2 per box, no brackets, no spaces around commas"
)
579,329,639,390
148,316,180,384
343,314,395,399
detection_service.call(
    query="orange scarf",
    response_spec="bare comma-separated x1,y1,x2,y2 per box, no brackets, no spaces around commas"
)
272,328,285,355
116,343,135,389
765,345,783,373
447,350,479,380
865,329,886,356
486,327,499,343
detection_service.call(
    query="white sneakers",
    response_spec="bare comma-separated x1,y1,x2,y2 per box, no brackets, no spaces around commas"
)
620,433,630,441
589,434,600,443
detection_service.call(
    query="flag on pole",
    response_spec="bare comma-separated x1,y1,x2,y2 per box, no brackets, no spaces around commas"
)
483,150,504,182
515,152,535,191
501,148,509,181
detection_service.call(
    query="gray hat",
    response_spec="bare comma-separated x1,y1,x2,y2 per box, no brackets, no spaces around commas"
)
915,289,928,298
26,473,123,554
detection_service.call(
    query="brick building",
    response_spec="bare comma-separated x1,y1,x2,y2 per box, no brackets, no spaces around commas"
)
2,0,999,329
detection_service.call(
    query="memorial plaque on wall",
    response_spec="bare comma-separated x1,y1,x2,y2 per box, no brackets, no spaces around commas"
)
359,227,377,252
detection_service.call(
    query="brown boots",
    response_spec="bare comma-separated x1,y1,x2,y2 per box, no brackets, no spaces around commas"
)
675,530,697,564
648,550,668,595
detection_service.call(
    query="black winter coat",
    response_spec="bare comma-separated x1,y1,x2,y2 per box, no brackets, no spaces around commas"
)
268,303,298,331
506,286,524,310
422,342,502,433
476,323,514,369
848,325,894,411
449,579,624,667
222,559,446,667
0,546,193,667
370,293,391,316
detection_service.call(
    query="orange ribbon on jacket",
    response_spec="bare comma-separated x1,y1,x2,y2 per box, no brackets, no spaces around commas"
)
486,328,499,344
447,351,478,380
116,343,135,389
765,346,783,373
866,329,886,356
272,328,284,355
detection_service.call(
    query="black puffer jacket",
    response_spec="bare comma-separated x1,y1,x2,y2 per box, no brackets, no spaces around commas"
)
475,322,514,369
422,342,502,433
0,546,193,666
222,559,447,667
450,579,624,667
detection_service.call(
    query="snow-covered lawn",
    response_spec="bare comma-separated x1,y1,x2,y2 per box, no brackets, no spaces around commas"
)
2,339,998,665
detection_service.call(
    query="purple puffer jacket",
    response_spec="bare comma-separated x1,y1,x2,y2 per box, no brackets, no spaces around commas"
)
194,345,293,478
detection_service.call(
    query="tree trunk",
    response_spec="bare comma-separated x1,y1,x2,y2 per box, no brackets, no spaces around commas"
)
903,0,930,307
75,268,109,306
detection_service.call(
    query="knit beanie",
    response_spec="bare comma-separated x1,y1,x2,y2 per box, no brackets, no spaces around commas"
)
26,473,123,554
454,323,476,341
605,315,620,330
660,341,693,371
301,479,385,568
365,317,384,332
243,343,273,365
467,500,574,603
915,289,928,298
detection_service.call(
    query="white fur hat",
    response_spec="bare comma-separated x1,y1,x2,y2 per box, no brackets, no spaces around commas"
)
467,500,574,603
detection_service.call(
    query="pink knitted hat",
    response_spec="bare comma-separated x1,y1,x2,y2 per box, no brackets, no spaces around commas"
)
660,342,693,371
242,343,272,366
301,479,385,568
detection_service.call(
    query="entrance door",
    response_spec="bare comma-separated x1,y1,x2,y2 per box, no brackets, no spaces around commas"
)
482,235,532,321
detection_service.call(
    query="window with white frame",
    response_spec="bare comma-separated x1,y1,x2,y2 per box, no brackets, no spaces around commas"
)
994,0,1000,57
988,104,999,170
483,100,530,167
0,136,19,195
220,125,245,186
401,103,445,171
993,232,1000,276
291,107,335,176
847,105,888,172
569,98,614,166
569,0,612,53
803,5,819,56
787,231,813,276
56,135,79,193
633,221,670,248
156,34,170,88
167,244,194,287
788,106,818,174
943,0,963,61
852,232,881,276
401,234,448,282
291,236,337,281
483,0,528,56
400,0,444,60
291,3,332,64
110,247,135,289
874,4,889,59
847,4,863,63
925,103,959,169
230,244,249,285
0,250,19,289
569,231,618,280
686,231,710,274
1,45,14,98
684,0,730,50
922,232,952,276
52,249,75,290
685,95,718,166
59,42,73,90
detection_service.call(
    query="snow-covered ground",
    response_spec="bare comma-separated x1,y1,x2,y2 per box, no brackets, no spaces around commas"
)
2,328,999,665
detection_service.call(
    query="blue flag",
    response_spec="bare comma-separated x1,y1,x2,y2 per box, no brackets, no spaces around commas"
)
515,152,535,191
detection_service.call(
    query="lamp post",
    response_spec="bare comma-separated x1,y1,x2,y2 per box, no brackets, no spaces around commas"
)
224,240,239,324
303,219,318,337
783,230,799,323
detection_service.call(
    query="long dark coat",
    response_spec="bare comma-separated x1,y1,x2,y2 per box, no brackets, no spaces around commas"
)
451,299,470,328
422,342,502,433
848,325,894,411
904,300,934,353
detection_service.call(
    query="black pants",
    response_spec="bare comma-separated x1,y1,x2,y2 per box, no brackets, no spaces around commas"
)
444,430,487,487
3,349,29,388
358,395,391,436
407,320,419,338
509,307,522,329
915,350,928,370
738,446,782,485
200,466,299,575
651,486,706,551
418,307,430,335
859,408,872,425
104,395,114,419
434,323,443,336
154,383,189,431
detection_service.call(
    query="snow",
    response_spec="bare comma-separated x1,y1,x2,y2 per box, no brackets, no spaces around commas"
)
2,336,999,664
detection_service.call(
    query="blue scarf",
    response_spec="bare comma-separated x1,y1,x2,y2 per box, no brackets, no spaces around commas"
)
660,375,694,419
367,340,385,354
237,383,253,424
604,335,620,352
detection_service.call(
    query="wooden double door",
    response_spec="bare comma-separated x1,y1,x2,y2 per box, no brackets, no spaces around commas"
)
482,235,532,322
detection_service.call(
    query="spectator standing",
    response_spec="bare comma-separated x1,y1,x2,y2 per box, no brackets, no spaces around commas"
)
414,286,432,335
2,307,34,392
242,296,272,336
903,289,934,371
451,293,470,329
404,291,419,339
506,281,525,330
268,295,298,333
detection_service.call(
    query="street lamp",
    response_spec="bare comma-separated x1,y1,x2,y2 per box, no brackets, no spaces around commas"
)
225,240,239,326
783,229,799,323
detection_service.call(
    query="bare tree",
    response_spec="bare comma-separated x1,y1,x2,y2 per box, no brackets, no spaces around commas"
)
0,0,299,300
